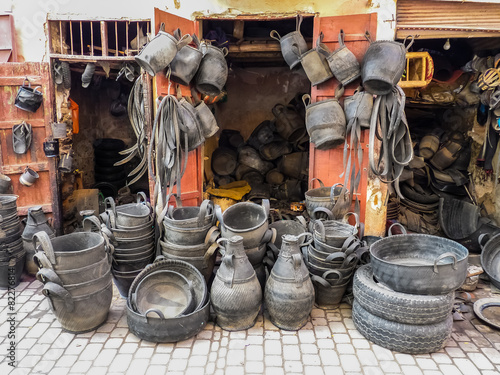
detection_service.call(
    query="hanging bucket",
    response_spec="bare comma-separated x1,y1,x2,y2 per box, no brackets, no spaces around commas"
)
170,31,203,86
303,87,346,150
58,152,73,173
0,173,12,194
15,79,43,113
324,30,361,86
43,138,59,157
135,26,192,76
343,87,373,129
51,122,67,139
195,43,228,96
361,33,415,95
19,167,39,187
293,33,333,87
270,14,308,69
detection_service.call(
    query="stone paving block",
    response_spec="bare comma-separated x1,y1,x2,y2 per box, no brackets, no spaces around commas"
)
400,365,424,375
445,347,466,358
24,322,50,338
282,335,299,345
167,359,188,372
304,365,325,375
245,361,264,373
352,338,370,349
228,339,247,349
482,348,500,364
422,371,443,375
265,367,285,375
86,368,111,375
69,360,93,373
344,318,355,329
185,367,206,375
125,358,149,375
312,317,328,326
380,360,402,373
79,343,104,361
135,347,154,358
302,354,321,366
96,323,115,333
265,330,281,340
32,360,56,373
284,360,303,373
188,355,208,367
458,341,479,353
171,347,191,359
246,335,264,345
224,366,245,375
298,330,316,343
363,366,386,375
51,332,74,349
348,329,364,339
431,353,453,364
226,349,245,366
247,325,264,336
319,349,340,366
217,347,227,358
452,358,482,375
372,344,395,361
329,321,347,333
301,343,319,354
246,344,264,361
283,345,301,360
109,354,133,373
55,354,78,368
326,312,343,322
333,333,350,344
337,343,355,354
205,362,216,375
94,349,117,366
192,339,211,355
124,333,141,343
265,339,282,355
313,326,331,339
90,333,109,343
466,353,494,370
265,355,283,367
417,358,439,370
340,354,361,372
196,330,213,340
357,349,379,366
44,348,65,362
104,338,123,349
119,342,139,354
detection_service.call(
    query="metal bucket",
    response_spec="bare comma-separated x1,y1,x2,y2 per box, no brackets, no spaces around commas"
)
37,268,112,298
303,94,346,150
0,195,18,210
324,29,361,86
112,270,142,298
42,280,113,333
361,33,414,95
105,196,151,227
170,31,203,86
270,14,307,69
161,247,217,282
135,30,191,76
311,270,350,308
272,104,306,143
164,197,215,229
216,200,270,249
195,43,228,96
312,212,359,247
113,245,155,260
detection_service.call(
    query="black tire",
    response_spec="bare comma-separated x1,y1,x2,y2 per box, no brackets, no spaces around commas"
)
352,299,453,354
94,149,122,159
61,62,71,89
94,155,124,167
93,182,118,198
353,265,454,325
94,165,125,175
95,171,128,182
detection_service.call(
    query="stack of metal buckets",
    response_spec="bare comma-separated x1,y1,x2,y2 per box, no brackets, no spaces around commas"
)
0,195,24,288
216,199,274,288
33,217,113,333
304,209,361,307
100,193,154,297
160,196,218,282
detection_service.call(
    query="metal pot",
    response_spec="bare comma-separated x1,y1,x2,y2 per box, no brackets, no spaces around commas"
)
370,224,468,295
0,251,25,289
164,197,215,229
194,100,219,139
105,195,151,227
270,14,307,69
51,123,67,139
195,43,228,96
312,212,359,247
135,29,191,76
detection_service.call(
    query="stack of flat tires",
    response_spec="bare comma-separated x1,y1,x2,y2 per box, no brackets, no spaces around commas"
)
93,138,127,197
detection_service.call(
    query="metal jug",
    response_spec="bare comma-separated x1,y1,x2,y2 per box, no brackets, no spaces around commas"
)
270,14,308,69
264,233,315,330
210,236,262,331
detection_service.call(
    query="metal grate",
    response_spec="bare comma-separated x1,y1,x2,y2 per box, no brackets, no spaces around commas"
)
48,19,150,61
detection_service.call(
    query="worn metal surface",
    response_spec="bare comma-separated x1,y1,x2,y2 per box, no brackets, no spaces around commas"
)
0,62,61,230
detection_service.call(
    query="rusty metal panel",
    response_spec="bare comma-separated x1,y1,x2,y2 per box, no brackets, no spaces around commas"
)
0,62,61,230
396,0,500,39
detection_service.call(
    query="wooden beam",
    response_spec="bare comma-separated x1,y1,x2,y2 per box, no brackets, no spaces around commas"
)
0,162,50,174
49,54,136,62
100,21,108,56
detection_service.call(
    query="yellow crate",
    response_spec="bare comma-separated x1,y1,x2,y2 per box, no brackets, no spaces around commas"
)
399,52,434,89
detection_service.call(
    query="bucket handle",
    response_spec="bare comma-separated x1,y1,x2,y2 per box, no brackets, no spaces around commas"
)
388,222,407,236
403,35,416,51
291,43,302,60
302,94,311,108
310,274,331,288
313,220,326,241
136,191,148,205
36,268,63,286
216,237,228,255
192,33,201,48
198,199,214,227
82,215,103,236
323,269,344,285
478,233,491,251
33,231,56,265
176,33,193,50
261,198,270,217
43,281,74,313
334,84,345,100
21,77,31,88
203,241,219,268
296,215,307,229
341,252,359,268
205,226,220,245
144,308,165,320
104,197,117,218
272,103,286,118
324,251,347,263
297,232,313,247
329,183,344,200
311,207,334,221
296,13,303,33
338,29,346,47
342,212,359,232
270,30,281,42
215,205,225,230
433,252,457,273
33,252,54,270
301,245,310,267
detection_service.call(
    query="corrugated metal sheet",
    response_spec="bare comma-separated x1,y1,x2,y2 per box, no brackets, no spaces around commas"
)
396,0,500,39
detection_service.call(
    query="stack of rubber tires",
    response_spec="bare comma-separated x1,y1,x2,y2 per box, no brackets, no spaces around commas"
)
93,138,128,197
0,195,24,289
352,265,455,354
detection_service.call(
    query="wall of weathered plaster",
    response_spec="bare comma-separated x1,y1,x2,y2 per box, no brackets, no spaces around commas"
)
3,0,396,62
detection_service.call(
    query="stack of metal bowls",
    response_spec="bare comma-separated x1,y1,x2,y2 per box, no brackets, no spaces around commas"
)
160,197,218,282
0,195,24,289
33,217,113,333
304,210,361,308
100,193,154,297
126,258,210,342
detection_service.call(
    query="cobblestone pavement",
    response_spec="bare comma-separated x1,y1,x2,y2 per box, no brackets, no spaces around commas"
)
1,277,500,375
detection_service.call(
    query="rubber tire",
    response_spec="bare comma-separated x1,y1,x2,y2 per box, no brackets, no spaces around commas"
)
352,299,453,354
61,61,71,90
94,165,125,175
93,138,125,151
94,149,122,159
353,265,454,325
94,171,128,182
94,155,124,167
